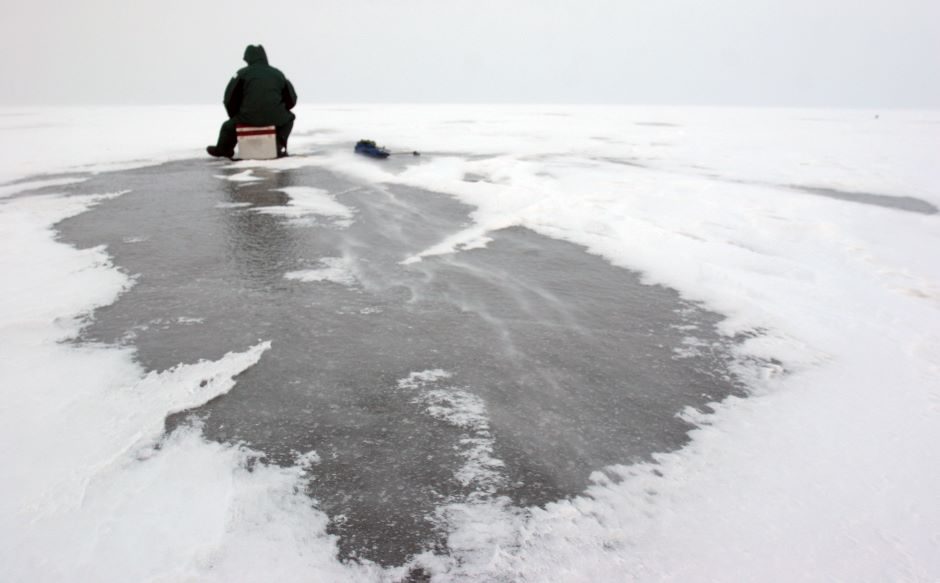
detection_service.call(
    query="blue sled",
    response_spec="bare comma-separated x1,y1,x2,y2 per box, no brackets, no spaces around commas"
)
355,140,390,159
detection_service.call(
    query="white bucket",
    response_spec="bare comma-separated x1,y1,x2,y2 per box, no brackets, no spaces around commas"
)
236,125,277,160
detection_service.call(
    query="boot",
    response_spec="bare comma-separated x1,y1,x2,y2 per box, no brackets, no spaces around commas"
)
206,145,234,159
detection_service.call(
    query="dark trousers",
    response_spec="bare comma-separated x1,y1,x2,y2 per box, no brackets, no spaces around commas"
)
215,116,294,156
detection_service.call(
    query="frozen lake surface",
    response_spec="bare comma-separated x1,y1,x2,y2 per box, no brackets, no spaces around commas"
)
58,159,742,566
2,105,937,582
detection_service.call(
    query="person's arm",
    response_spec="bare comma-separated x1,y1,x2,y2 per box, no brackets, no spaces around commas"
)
282,79,297,111
223,75,244,118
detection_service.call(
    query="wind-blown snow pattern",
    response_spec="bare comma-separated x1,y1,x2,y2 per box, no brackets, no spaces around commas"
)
396,370,507,494
1,105,938,582
395,370,524,580
255,185,356,225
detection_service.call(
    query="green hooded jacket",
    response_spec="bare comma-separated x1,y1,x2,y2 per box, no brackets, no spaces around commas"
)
223,45,297,126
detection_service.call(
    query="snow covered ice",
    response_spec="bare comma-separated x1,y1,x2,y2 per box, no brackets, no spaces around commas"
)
0,105,938,582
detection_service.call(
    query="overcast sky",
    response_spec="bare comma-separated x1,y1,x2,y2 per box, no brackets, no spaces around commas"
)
3,0,939,107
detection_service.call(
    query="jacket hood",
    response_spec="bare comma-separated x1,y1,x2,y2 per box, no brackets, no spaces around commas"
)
243,45,268,65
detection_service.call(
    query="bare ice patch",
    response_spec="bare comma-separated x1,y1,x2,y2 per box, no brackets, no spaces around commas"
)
785,183,938,214
54,167,750,570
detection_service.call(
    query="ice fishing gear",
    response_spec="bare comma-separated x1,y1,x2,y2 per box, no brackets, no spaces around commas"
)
354,140,388,158
355,139,420,159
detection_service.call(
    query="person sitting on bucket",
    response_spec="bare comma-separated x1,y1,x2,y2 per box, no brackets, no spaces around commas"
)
207,44,297,159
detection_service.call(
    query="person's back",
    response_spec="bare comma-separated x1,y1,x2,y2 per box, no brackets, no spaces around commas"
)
208,44,297,159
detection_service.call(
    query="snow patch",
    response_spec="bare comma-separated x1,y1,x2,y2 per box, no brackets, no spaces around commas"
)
397,368,453,390
253,186,356,227
285,257,358,286
0,176,87,198
176,316,204,324
215,201,253,209
214,169,265,183
294,449,322,470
